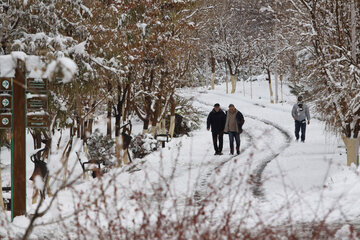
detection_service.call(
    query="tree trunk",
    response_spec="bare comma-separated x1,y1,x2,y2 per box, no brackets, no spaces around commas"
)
211,73,215,90
107,101,112,138
122,149,129,165
80,119,85,140
226,75,229,94
351,0,357,62
249,66,253,99
342,136,360,166
275,71,279,104
231,74,236,94
161,119,166,134
169,97,176,138
267,69,274,104
76,117,81,138
116,136,122,167
151,122,157,136
169,116,175,138
115,113,121,167
225,62,229,94
62,136,73,184
280,73,284,104
32,130,42,159
210,51,215,90
143,119,150,134
88,119,93,135
242,76,245,96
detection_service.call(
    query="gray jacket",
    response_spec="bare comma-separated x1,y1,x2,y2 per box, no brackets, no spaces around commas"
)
292,102,310,122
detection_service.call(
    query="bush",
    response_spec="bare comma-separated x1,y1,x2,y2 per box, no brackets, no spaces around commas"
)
166,96,201,137
86,129,115,164
130,133,158,159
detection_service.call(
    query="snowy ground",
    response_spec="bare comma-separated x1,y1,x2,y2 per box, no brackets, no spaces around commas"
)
1,79,359,239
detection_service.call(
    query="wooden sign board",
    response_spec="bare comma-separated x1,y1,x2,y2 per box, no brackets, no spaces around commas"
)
0,78,12,91
27,96,48,110
0,95,12,110
0,114,12,129
26,78,48,92
27,114,49,128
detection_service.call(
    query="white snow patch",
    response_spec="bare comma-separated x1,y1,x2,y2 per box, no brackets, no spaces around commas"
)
46,57,77,83
34,175,45,191
137,23,147,36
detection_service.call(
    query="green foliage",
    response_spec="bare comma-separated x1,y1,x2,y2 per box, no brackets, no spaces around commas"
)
172,95,201,136
86,129,115,163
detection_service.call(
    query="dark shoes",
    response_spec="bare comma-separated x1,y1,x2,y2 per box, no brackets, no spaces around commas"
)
215,151,223,155
230,149,240,155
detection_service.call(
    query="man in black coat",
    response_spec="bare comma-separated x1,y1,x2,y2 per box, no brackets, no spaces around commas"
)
207,103,226,155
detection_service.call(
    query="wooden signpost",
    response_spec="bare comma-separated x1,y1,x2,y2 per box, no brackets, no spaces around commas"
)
27,97,48,111
27,114,49,128
12,60,27,218
0,59,49,220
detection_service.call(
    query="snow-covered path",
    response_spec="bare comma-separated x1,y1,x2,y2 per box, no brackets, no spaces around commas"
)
6,81,360,239
182,82,360,225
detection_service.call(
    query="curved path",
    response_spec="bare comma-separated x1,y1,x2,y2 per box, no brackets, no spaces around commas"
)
192,95,292,201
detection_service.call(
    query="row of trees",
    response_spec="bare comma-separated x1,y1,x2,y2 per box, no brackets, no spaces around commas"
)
281,0,360,165
0,0,358,165
194,0,297,104
194,0,359,165
0,0,198,165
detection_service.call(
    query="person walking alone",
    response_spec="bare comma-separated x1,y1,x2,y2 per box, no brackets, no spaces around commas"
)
207,103,226,155
224,104,245,155
291,95,310,142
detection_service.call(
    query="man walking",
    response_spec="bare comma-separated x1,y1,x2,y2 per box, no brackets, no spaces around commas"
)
224,104,245,155
292,95,310,142
207,103,226,155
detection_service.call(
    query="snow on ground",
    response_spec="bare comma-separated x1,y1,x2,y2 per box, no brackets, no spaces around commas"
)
1,78,359,238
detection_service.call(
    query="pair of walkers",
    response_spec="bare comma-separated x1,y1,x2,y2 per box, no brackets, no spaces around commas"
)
207,103,245,155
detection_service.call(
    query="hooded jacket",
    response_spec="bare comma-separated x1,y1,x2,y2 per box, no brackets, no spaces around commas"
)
292,102,310,122
207,108,226,133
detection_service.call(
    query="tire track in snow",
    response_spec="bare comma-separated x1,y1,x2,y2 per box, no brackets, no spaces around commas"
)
192,96,292,201
246,115,292,197
193,131,253,203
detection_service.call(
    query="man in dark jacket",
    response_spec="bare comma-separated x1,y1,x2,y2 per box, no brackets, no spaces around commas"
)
207,103,226,155
224,104,245,155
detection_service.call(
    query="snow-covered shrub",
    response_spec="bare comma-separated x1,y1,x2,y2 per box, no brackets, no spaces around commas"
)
130,133,158,159
168,97,201,137
86,129,115,164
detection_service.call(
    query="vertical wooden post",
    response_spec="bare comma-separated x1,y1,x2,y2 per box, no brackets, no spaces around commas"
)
12,60,26,219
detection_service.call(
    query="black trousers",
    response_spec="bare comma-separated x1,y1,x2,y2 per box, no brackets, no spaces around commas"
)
295,120,306,141
212,132,224,153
